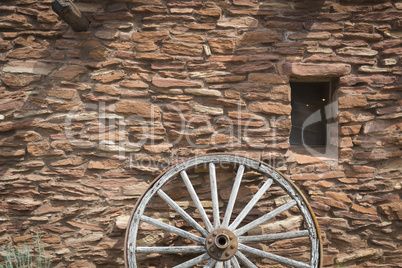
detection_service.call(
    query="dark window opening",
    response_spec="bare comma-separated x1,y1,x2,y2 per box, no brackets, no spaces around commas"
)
290,82,332,147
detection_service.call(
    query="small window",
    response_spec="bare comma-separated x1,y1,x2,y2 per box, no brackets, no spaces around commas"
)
290,81,333,147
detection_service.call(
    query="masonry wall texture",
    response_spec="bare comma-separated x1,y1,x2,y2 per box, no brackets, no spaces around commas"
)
0,0,401,267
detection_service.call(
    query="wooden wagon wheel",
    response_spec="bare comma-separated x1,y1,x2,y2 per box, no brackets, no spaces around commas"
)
125,154,322,268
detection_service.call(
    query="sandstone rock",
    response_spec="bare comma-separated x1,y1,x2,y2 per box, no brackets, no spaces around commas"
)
195,8,221,17
152,76,202,88
336,47,378,56
7,47,49,59
237,31,282,45
351,203,377,215
114,100,161,119
339,94,368,109
190,102,223,116
340,75,396,86
132,31,169,42
1,74,41,87
335,248,378,264
249,101,291,115
340,125,362,136
343,32,383,41
217,16,258,28
92,71,125,83
162,41,203,55
208,39,235,54
231,62,274,74
354,11,402,22
53,65,87,80
378,202,402,220
184,88,221,97
233,0,258,7
363,120,401,134
311,196,349,210
3,60,56,75
0,120,36,132
288,32,331,40
310,22,343,31
248,73,289,84
283,62,351,77
87,160,122,170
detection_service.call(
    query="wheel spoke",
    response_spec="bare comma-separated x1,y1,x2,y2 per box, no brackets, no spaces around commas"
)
235,200,297,236
224,260,231,268
157,189,208,237
209,163,220,228
238,243,310,268
214,262,223,268
222,165,244,228
230,257,241,268
181,170,214,232
136,246,205,254
141,215,205,244
173,253,210,268
238,230,309,243
235,251,258,268
204,258,217,268
229,178,273,231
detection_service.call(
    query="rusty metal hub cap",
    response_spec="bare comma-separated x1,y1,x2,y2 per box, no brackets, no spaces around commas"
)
206,228,238,261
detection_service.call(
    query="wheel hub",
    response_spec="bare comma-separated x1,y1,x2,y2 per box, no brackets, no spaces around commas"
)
206,228,238,261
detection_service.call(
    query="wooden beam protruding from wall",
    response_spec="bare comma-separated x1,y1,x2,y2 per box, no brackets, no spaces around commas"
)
52,0,90,32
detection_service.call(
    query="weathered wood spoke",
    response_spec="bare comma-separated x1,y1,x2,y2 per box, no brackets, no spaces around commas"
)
157,189,208,237
238,230,309,243
235,251,258,268
230,256,241,268
235,199,297,236
173,253,210,268
181,170,214,232
229,178,273,231
140,215,205,245
204,258,217,268
222,164,244,228
238,243,310,268
136,246,205,254
209,163,220,228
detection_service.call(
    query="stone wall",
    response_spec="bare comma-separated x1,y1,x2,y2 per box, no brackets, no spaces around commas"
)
0,0,401,267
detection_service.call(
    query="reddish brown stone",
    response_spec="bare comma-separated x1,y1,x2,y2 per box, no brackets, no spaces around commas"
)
283,62,351,77
351,204,377,215
132,31,169,42
249,101,291,115
208,39,235,54
195,8,221,17
0,120,36,132
378,202,402,220
114,100,161,119
1,74,41,87
311,196,349,210
339,95,368,109
162,41,203,56
233,0,258,7
53,66,87,80
152,76,202,88
248,73,289,84
354,11,402,22
7,47,49,59
340,75,396,86
92,71,125,83
340,125,362,135
237,31,282,46
231,62,274,74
